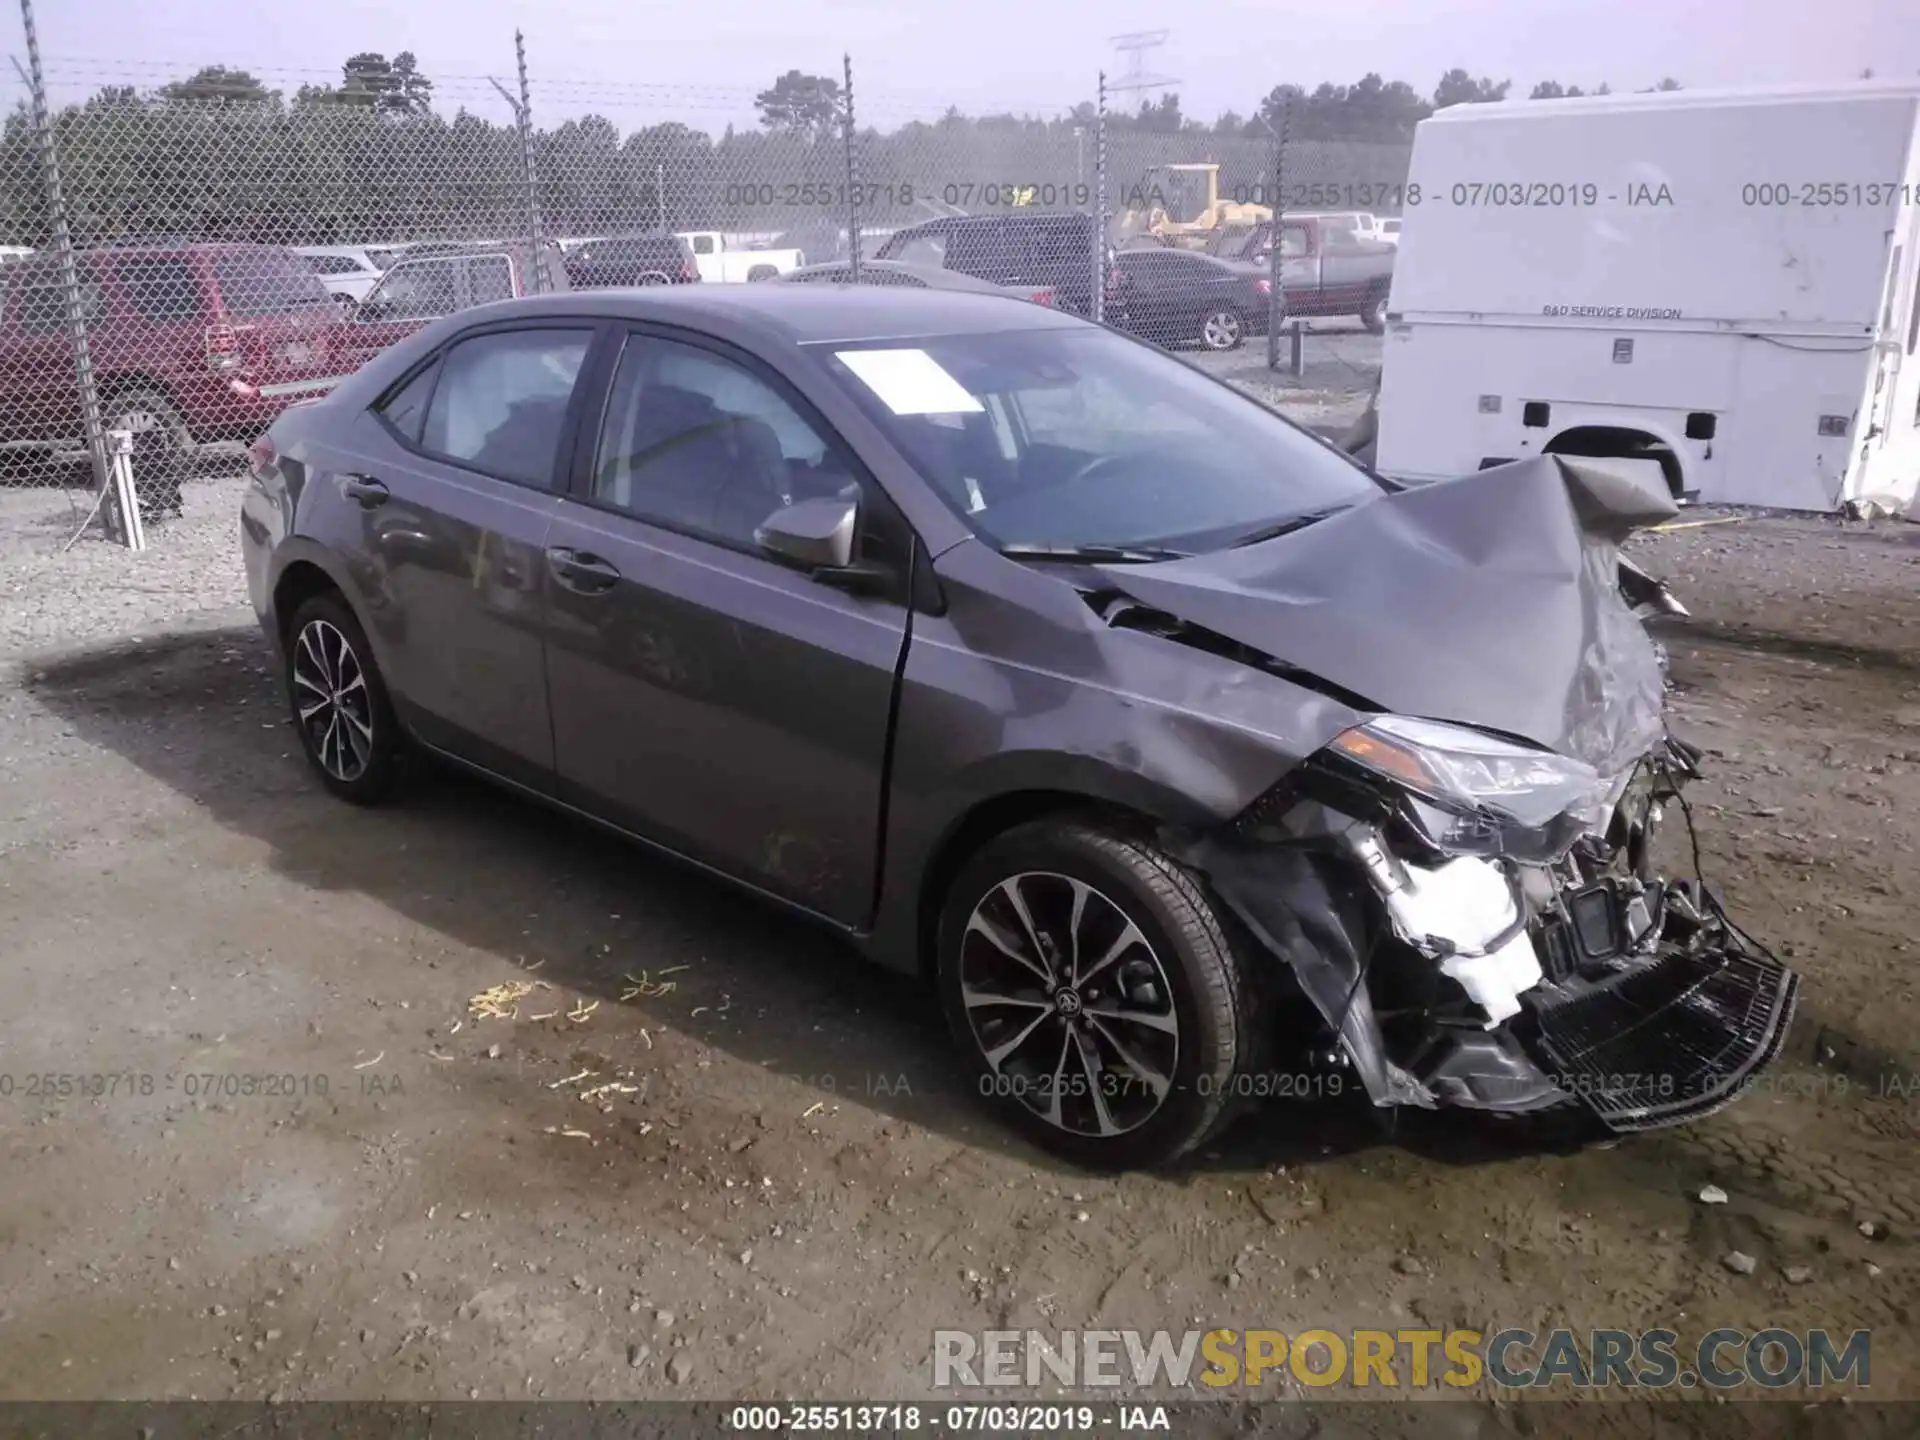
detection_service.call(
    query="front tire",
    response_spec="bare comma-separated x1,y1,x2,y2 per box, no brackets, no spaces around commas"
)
285,593,402,805
937,820,1259,1170
1361,291,1389,335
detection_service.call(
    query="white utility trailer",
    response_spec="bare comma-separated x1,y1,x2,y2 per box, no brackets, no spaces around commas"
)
1376,81,1920,514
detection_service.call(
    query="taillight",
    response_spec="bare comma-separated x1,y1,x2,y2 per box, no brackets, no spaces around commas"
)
1031,287,1055,307
1254,277,1272,295
681,260,699,282
206,324,241,371
248,434,277,473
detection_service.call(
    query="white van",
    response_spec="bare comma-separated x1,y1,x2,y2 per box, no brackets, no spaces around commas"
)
1376,81,1920,514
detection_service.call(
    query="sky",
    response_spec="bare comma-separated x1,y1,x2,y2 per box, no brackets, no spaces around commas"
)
24,0,1920,130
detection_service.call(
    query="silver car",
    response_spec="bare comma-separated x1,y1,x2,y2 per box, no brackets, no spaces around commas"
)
240,287,1796,1169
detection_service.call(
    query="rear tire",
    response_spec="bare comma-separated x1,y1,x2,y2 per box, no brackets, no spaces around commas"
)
284,593,402,806
103,388,192,521
937,819,1259,1170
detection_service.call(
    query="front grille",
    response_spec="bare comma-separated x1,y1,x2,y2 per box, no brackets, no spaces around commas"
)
1528,942,1799,1131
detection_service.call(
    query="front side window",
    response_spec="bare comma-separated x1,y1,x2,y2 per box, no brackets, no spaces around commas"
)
375,360,439,445
119,255,201,322
592,335,856,548
825,326,1379,553
364,258,460,321
420,328,590,488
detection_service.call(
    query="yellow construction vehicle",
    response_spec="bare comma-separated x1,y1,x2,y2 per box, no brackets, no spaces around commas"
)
1114,162,1271,248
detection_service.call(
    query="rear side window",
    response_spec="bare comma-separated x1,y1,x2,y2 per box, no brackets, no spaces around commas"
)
118,255,201,324
212,250,331,316
376,360,439,445
421,327,590,488
690,235,716,255
469,254,515,305
307,254,366,276
10,263,105,334
888,229,948,268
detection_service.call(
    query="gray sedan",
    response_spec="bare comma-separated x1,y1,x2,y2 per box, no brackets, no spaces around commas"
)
239,287,1795,1169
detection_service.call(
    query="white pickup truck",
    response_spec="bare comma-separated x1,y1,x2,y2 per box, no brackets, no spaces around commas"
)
674,231,806,283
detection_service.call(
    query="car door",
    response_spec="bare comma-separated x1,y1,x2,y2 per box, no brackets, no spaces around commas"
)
540,326,911,924
1163,253,1233,339
1117,252,1178,346
322,321,598,789
1276,222,1323,314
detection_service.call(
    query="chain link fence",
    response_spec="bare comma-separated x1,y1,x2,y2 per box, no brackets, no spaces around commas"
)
0,31,1407,546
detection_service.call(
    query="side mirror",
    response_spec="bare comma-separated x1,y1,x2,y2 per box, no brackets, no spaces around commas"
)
755,496,857,571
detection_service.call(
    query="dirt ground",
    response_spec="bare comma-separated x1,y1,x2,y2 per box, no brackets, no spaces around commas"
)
1,491,1916,1428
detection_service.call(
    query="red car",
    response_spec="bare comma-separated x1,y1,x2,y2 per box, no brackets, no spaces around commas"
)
0,242,343,511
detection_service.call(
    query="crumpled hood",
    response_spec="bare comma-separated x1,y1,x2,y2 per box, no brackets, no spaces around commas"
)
1095,455,1679,776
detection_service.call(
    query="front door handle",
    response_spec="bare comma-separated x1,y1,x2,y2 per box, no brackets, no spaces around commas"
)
340,474,389,508
546,545,621,593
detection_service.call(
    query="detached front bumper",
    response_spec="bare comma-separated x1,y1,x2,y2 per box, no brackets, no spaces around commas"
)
1527,906,1799,1130
1179,744,1800,1134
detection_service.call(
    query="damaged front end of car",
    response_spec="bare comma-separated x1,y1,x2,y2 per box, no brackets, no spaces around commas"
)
1179,720,1798,1131
1115,454,1797,1132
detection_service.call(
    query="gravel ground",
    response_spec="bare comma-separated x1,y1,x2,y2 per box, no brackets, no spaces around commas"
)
0,474,252,662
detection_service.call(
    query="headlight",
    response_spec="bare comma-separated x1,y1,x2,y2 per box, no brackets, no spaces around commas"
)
1324,715,1610,862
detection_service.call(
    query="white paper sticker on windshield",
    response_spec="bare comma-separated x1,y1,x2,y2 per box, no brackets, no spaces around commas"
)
836,348,984,416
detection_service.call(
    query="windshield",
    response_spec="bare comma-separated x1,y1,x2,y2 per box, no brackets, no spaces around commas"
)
823,326,1380,553
1160,170,1214,225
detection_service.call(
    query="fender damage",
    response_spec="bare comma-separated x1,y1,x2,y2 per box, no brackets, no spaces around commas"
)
1099,455,1798,1131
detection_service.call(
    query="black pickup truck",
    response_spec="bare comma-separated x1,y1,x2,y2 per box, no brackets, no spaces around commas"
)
1207,214,1396,334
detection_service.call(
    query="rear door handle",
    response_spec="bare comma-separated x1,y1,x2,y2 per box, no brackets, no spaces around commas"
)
546,545,621,593
340,474,389,508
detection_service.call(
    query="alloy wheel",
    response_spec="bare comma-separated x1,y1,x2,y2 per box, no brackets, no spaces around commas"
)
1202,311,1241,349
292,618,376,783
959,871,1181,1138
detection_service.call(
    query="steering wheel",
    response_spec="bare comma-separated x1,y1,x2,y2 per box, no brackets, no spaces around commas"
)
1053,444,1183,497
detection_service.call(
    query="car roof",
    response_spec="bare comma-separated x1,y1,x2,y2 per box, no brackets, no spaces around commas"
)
421,284,1087,347
784,259,1018,293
